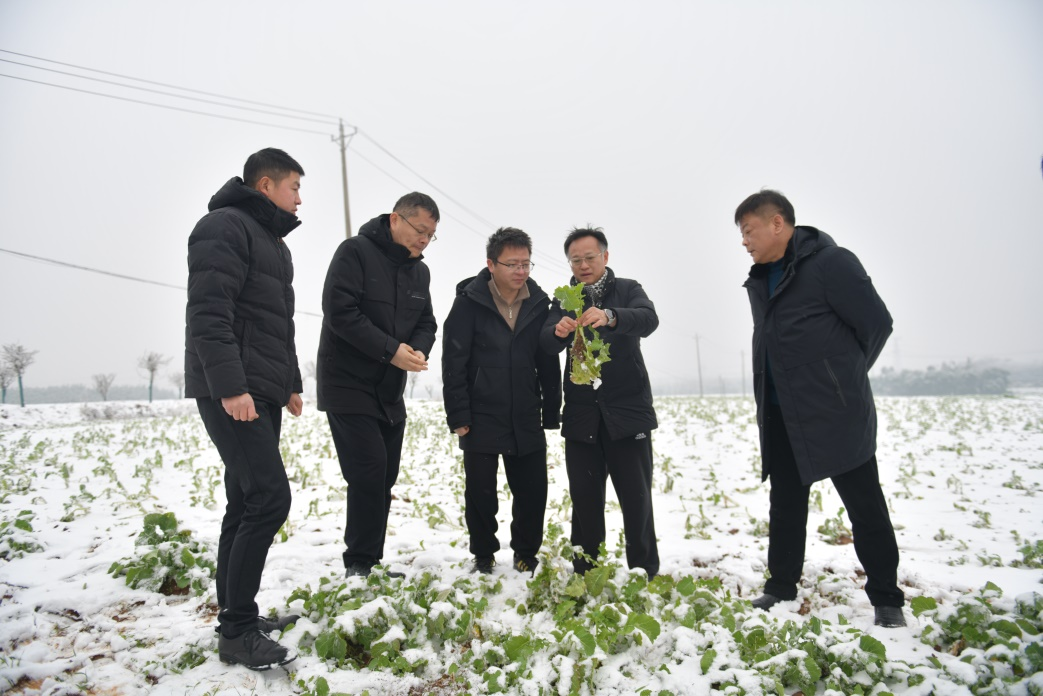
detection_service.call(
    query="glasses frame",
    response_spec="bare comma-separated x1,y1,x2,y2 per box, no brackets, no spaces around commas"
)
494,260,535,273
397,213,437,242
568,251,604,268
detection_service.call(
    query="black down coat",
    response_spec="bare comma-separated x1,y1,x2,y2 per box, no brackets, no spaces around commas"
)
745,226,892,485
317,214,437,424
540,268,658,442
441,269,562,456
184,177,303,406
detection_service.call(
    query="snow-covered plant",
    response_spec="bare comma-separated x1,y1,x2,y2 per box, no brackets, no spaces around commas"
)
108,511,215,596
554,283,611,386
0,509,43,559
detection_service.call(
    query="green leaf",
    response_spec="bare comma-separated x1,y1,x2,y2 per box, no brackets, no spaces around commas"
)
700,648,716,674
565,574,587,598
554,284,586,315
910,596,937,617
858,634,887,661
676,576,696,597
572,627,596,657
585,566,612,597
315,630,347,662
14,518,33,532
315,677,330,696
989,619,1022,639
625,613,661,642
803,655,822,683
180,547,196,567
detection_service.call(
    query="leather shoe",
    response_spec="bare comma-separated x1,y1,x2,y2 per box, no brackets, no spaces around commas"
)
472,556,494,575
751,593,786,610
218,629,295,670
874,606,907,627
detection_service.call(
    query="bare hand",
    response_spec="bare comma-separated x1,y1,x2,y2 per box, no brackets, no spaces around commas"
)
222,393,258,421
554,316,578,338
579,307,611,328
454,426,470,436
391,343,429,372
286,393,303,417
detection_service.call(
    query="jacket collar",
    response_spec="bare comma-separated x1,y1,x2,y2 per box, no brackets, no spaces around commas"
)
358,214,424,265
209,177,301,239
459,268,549,327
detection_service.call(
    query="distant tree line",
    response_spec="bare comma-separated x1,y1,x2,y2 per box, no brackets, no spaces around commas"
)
871,361,1010,396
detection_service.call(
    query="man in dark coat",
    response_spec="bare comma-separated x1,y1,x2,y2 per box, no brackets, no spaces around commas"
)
540,227,660,579
317,192,439,578
185,147,304,669
735,189,906,628
442,228,561,575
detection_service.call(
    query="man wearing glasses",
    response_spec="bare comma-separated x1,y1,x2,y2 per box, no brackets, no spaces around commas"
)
541,227,660,579
317,192,439,578
442,227,561,575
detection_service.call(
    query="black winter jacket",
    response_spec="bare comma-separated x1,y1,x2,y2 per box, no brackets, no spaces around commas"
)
184,177,303,406
745,226,892,485
317,214,437,423
442,269,562,456
540,268,658,442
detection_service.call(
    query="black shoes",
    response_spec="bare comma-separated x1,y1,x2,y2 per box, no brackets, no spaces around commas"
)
258,614,300,634
874,606,907,627
751,593,786,610
218,629,295,670
472,556,495,574
345,562,405,578
513,556,538,575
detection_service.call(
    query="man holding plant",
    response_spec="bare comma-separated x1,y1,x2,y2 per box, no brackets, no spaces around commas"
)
540,227,660,579
735,189,906,628
442,227,561,575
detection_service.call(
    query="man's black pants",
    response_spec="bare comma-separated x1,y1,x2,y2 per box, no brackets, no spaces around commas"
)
464,449,547,559
327,412,405,567
764,404,904,607
196,398,291,638
565,421,659,577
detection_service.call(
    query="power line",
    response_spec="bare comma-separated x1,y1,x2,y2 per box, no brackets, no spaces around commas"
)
0,57,339,127
0,73,334,136
0,247,321,318
0,48,340,120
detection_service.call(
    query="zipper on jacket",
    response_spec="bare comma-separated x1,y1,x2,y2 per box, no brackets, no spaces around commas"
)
823,358,848,408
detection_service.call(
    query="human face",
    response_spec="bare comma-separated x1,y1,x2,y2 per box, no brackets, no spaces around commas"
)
390,209,438,258
738,211,787,264
487,245,532,292
566,235,608,285
258,172,302,215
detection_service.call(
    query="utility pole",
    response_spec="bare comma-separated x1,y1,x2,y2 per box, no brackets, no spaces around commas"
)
695,335,704,397
740,350,746,397
332,119,358,238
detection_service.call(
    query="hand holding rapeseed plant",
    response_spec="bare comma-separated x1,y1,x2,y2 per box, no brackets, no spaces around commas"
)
554,283,611,387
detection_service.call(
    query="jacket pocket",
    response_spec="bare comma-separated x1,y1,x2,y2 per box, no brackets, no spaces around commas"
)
823,357,848,408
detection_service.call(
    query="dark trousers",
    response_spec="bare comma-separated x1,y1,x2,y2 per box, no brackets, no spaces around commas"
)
327,412,405,567
565,421,659,577
464,449,548,559
764,404,904,607
196,398,292,638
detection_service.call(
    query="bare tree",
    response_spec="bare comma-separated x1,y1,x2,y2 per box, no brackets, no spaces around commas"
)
138,352,171,403
169,371,185,399
0,362,13,405
92,373,117,401
2,343,38,407
408,371,420,399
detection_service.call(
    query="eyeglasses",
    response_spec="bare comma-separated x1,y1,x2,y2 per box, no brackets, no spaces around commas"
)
494,261,534,273
568,252,603,268
398,213,437,242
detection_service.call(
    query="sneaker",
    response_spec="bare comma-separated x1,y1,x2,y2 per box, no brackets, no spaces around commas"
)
472,556,495,574
258,614,300,634
874,606,907,627
218,629,295,671
751,593,786,610
513,556,538,575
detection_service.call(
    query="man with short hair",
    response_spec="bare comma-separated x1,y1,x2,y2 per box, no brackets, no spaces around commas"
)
541,227,660,579
442,227,561,575
735,189,906,627
318,192,439,578
185,147,304,669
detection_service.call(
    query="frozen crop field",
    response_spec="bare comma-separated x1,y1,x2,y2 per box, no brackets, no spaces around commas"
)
1,394,1041,695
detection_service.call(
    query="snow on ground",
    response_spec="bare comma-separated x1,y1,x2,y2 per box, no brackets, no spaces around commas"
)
0,394,1041,695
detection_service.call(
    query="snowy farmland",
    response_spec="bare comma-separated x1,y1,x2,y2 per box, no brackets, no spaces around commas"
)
1,394,1041,695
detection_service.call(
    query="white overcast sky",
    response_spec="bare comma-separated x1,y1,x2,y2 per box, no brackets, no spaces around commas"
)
1,0,1041,393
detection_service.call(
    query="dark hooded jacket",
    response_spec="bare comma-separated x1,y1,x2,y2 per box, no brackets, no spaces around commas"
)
316,214,437,424
540,268,658,442
745,226,892,485
442,269,561,456
184,177,303,406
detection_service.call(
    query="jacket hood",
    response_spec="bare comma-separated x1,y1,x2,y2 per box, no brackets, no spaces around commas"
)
747,226,835,279
208,177,301,238
359,214,423,264
457,267,548,305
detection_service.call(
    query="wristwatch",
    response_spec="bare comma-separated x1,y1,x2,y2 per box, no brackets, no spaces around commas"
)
604,308,616,327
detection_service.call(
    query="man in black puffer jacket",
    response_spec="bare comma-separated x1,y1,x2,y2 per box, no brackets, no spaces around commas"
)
442,228,561,576
735,189,905,628
318,192,439,578
541,227,660,579
185,148,304,670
